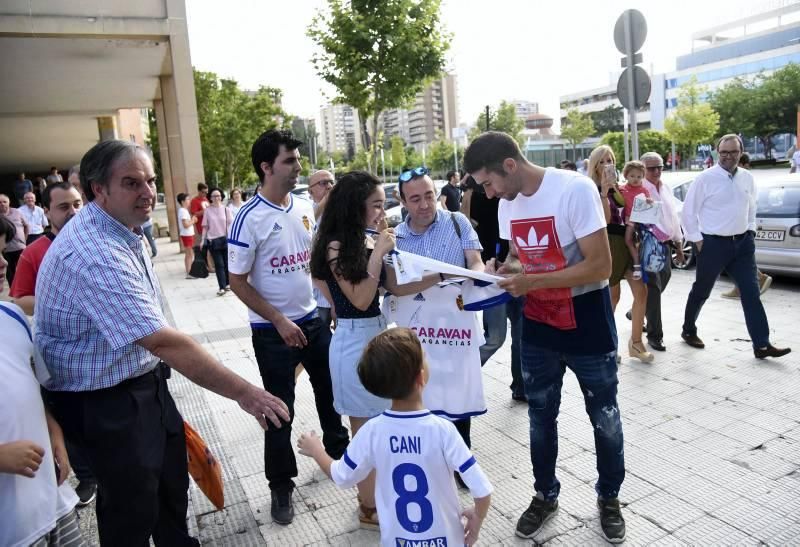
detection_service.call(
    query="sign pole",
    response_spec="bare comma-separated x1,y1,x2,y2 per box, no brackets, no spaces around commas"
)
624,10,639,160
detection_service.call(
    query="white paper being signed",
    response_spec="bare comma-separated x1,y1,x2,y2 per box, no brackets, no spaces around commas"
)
388,250,504,285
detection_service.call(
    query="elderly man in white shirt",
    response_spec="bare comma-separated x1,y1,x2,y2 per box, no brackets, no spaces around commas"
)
680,134,790,359
638,152,684,352
18,192,48,244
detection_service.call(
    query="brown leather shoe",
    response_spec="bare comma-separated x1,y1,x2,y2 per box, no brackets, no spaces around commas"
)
754,344,791,359
681,332,705,349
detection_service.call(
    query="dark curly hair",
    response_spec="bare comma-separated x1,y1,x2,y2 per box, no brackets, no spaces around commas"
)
310,171,382,284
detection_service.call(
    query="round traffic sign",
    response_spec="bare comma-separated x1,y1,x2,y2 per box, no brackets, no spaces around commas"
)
614,9,647,54
617,66,651,110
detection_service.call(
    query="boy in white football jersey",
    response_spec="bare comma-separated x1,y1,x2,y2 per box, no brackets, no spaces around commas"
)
298,327,492,546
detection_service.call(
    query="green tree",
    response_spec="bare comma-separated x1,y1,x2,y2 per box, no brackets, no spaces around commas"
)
427,138,461,177
560,109,595,160
308,0,451,173
390,135,406,172
600,129,676,168
590,105,624,136
192,69,287,188
469,101,524,143
665,76,719,167
405,146,423,170
711,63,800,159
146,109,163,193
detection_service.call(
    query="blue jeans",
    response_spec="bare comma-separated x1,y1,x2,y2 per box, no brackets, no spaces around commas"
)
521,336,625,501
683,232,769,348
142,223,157,257
479,296,525,397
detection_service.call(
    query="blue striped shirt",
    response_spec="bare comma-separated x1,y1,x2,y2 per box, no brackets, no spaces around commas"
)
35,202,167,391
395,209,482,266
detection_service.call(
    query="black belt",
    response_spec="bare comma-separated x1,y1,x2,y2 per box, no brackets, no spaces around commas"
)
705,231,752,241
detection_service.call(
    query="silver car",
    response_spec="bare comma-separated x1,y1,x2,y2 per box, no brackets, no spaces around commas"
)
753,179,800,277
671,175,800,277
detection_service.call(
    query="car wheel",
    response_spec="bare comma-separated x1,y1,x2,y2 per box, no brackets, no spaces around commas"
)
672,241,695,269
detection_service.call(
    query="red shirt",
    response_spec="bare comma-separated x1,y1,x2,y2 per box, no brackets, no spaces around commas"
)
9,235,52,298
189,195,209,232
619,184,650,224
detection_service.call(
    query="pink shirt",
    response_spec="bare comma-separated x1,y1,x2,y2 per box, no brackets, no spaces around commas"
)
201,205,232,240
619,184,650,224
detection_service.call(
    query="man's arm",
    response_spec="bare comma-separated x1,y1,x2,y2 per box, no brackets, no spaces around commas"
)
138,326,289,429
12,296,34,316
228,272,308,347
438,194,448,209
465,249,484,272
497,228,611,297
681,177,704,244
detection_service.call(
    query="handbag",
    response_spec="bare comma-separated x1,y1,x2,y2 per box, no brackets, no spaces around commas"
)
184,420,224,510
189,246,209,278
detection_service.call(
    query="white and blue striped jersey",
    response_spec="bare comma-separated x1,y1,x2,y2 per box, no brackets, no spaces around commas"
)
227,194,317,326
330,410,493,547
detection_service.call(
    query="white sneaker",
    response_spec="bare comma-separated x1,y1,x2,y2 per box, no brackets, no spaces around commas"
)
216,289,226,296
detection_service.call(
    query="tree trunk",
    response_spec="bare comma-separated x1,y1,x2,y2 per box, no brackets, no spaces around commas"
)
371,112,381,176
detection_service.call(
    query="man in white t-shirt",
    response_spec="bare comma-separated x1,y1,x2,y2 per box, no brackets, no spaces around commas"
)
0,219,84,546
464,132,626,543
228,129,349,525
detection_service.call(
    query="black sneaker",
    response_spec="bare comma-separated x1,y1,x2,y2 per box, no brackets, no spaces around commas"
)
597,498,626,543
75,480,97,507
515,496,558,538
270,489,294,525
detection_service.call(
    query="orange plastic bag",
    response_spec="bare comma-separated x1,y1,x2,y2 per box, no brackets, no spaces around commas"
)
184,420,224,510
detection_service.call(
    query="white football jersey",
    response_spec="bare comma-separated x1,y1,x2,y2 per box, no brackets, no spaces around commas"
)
330,410,493,547
382,284,486,420
227,194,318,325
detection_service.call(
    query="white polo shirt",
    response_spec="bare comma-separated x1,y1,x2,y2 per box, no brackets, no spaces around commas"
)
228,193,317,326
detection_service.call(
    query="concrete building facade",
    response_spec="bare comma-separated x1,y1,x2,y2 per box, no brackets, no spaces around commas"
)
0,0,204,240
318,103,362,157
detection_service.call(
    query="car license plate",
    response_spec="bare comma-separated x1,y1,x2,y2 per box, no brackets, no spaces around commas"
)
756,230,785,241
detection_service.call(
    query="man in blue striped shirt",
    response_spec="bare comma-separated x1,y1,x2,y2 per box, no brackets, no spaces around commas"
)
35,140,289,546
394,167,486,464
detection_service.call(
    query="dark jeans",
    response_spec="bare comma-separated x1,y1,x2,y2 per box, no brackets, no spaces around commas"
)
318,306,333,330
142,223,157,257
683,232,769,348
251,317,349,491
479,296,525,397
26,233,44,245
65,437,95,483
521,335,625,502
209,244,228,290
645,248,672,342
3,249,22,288
46,366,197,547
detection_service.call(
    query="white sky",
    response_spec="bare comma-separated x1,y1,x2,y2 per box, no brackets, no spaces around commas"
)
185,0,784,131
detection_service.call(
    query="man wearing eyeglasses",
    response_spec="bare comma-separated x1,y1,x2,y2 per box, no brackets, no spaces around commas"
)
307,169,335,326
394,166,487,470
636,152,684,352
308,169,334,220
681,134,790,359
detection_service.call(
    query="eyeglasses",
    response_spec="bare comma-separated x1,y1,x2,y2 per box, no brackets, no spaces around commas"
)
718,150,740,157
646,165,664,171
309,179,334,189
398,166,429,183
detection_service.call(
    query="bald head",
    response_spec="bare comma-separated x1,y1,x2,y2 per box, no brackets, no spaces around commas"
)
308,170,334,203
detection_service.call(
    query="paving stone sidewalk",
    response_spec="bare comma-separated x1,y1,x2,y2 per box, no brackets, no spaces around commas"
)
82,241,800,545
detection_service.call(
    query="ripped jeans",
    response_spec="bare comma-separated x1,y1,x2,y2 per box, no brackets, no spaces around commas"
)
521,339,625,502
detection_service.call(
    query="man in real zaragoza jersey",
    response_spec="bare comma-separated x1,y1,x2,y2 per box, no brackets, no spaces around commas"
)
228,129,349,525
464,132,626,544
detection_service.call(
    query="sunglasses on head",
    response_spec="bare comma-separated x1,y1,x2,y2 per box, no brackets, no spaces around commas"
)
398,166,429,183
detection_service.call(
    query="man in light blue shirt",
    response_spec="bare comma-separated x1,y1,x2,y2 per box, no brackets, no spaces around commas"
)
36,140,289,546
